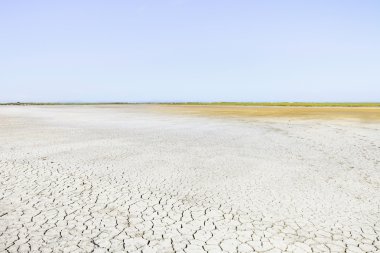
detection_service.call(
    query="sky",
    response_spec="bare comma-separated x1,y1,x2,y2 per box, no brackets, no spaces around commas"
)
1,0,379,102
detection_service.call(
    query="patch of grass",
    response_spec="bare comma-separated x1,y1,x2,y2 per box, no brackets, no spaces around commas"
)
154,104,380,121
159,102,380,107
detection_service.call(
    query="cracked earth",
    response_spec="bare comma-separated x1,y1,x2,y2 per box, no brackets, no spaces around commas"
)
0,105,379,253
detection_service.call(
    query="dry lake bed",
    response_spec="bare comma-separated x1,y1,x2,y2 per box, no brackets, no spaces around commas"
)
0,105,379,253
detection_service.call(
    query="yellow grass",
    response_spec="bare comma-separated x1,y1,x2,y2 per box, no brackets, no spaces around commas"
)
153,105,380,122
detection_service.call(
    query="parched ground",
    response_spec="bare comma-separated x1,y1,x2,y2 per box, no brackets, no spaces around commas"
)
0,105,379,253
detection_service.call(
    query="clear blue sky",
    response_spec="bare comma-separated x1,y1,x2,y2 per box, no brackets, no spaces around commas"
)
1,0,379,102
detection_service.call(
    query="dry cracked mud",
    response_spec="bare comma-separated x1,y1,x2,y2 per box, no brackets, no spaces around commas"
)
0,105,379,253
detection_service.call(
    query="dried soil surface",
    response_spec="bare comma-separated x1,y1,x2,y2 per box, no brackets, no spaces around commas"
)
0,105,379,253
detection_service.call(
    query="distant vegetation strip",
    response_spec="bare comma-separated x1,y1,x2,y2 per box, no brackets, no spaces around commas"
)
160,102,380,107
1,102,380,107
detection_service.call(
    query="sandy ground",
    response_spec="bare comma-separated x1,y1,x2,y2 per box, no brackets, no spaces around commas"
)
0,105,379,253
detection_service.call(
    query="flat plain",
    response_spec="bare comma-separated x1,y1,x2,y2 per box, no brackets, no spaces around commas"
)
0,105,379,253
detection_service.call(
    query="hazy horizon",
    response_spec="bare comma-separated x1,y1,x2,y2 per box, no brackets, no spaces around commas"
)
1,1,380,103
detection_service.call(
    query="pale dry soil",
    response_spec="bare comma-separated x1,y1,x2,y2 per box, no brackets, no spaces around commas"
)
0,105,379,253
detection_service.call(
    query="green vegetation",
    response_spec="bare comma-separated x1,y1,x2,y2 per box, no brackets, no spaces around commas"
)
1,102,380,107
